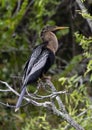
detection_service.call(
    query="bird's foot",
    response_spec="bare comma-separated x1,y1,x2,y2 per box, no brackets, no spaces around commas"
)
43,74,51,80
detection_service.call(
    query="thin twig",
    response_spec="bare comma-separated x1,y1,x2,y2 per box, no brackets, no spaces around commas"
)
0,89,11,92
0,101,15,108
0,79,84,130
13,0,21,17
0,80,30,102
77,106,92,117
26,88,67,100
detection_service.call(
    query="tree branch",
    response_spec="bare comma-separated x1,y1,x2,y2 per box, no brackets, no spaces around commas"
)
0,79,84,130
45,79,84,130
76,0,92,32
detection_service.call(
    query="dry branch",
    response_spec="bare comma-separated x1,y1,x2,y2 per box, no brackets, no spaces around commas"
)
0,79,84,130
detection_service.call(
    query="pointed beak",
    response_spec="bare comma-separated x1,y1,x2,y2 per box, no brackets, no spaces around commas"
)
54,26,69,31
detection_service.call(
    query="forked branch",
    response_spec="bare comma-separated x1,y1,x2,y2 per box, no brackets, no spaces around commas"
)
0,79,84,130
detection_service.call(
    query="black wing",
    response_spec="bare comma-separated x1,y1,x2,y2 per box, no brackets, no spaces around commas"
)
15,49,49,111
22,43,46,82
23,50,49,86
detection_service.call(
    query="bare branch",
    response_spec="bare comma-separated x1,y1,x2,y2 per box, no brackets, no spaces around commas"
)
0,101,15,108
26,88,67,100
76,0,92,32
0,80,30,102
0,80,52,109
0,79,84,130
50,102,84,130
46,79,67,112
0,89,11,92
45,79,84,130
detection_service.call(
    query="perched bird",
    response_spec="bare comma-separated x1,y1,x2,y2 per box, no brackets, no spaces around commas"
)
15,25,68,111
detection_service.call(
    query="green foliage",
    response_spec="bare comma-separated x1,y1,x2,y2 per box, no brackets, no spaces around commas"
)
28,0,60,36
75,32,92,75
86,60,92,76
81,0,85,2
79,10,92,20
0,0,28,48
58,31,92,129
59,74,92,129
59,55,83,77
22,114,51,130
0,0,92,129
58,9,92,129
75,32,92,51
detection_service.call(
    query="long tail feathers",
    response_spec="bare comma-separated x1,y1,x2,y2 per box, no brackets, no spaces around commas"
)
15,87,26,112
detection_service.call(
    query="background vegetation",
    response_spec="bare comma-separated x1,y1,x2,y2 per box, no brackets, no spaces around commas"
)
0,0,92,130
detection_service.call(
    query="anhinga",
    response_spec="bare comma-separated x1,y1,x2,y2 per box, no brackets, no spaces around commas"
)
15,25,68,111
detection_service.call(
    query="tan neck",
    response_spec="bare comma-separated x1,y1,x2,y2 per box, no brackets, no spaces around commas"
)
43,32,58,54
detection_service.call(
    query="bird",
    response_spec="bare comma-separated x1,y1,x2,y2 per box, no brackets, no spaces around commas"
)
15,25,68,112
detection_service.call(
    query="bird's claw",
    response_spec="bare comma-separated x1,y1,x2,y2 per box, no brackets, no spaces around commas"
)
43,74,51,80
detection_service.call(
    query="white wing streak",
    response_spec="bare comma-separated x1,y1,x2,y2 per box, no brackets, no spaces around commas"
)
26,46,42,75
23,51,49,86
30,51,48,75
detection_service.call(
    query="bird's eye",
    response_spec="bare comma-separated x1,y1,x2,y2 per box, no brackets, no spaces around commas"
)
46,25,51,30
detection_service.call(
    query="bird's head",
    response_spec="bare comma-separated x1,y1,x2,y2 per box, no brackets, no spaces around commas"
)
40,25,69,41
40,25,69,54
